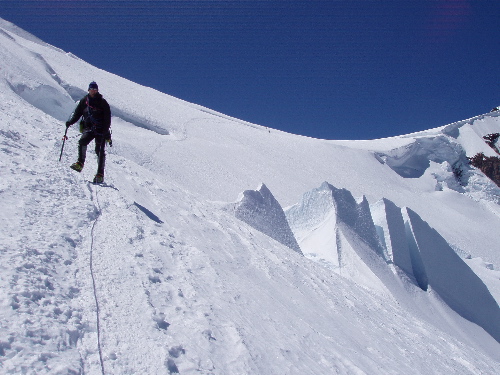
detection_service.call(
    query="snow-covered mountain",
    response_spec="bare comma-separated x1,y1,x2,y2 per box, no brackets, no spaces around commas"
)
0,18,499,374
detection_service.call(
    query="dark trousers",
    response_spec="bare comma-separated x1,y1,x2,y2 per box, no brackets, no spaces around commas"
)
78,130,106,175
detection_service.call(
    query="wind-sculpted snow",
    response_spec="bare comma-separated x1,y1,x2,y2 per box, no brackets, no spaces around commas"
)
10,83,75,122
404,208,500,343
0,31,76,122
110,106,171,135
0,18,51,48
285,183,499,342
372,198,431,292
442,111,500,141
5,39,169,135
285,182,390,292
373,114,500,202
372,200,500,342
286,182,385,260
376,135,467,178
371,198,413,275
234,184,302,254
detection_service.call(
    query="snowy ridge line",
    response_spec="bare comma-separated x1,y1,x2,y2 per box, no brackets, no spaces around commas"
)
441,111,500,136
401,110,500,139
196,106,257,127
0,18,52,49
88,183,105,375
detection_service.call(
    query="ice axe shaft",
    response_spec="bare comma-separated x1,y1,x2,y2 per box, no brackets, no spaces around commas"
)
59,127,69,161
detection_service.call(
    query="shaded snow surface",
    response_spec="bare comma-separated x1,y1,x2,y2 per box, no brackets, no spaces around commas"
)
234,183,302,254
1,18,499,374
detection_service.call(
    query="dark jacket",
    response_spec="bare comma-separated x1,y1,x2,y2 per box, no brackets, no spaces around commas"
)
67,93,111,135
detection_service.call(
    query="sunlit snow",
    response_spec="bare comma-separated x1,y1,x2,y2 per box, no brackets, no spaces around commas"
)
0,18,499,374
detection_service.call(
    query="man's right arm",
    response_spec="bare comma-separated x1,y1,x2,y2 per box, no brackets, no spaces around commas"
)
66,98,86,127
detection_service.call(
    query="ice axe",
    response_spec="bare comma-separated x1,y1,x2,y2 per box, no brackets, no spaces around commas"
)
59,126,69,161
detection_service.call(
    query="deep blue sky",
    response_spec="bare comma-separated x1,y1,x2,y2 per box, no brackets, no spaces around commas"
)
1,1,498,140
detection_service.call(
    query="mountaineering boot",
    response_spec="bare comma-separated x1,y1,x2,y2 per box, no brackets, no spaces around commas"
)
70,161,84,172
93,173,104,184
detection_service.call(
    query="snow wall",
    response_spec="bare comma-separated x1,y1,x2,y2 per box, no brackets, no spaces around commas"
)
234,182,500,343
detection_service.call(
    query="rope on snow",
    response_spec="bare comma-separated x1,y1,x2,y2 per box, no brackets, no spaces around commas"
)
89,184,105,375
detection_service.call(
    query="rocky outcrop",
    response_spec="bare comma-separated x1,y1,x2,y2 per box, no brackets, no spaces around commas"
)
483,133,500,153
468,133,500,187
468,153,500,187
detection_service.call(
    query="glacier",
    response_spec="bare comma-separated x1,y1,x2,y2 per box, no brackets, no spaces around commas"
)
0,17,499,374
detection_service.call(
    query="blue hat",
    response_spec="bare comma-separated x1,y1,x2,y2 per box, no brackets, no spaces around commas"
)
88,81,98,90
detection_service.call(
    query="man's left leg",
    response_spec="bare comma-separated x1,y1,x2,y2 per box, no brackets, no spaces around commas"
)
94,135,106,182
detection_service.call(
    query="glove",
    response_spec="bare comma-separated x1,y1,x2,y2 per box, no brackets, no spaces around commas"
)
65,121,71,128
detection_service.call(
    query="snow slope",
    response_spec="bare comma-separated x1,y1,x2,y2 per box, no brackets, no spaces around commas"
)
0,18,499,374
